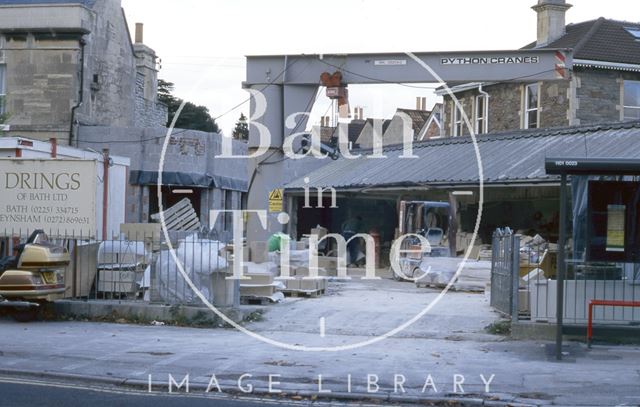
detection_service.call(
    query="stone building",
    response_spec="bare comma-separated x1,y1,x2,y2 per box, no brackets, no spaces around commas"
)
0,0,167,144
439,0,640,136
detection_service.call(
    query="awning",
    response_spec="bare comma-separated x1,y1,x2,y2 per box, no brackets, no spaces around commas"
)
129,171,248,192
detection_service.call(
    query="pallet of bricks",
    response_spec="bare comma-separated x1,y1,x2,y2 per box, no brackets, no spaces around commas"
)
247,238,337,299
281,266,328,298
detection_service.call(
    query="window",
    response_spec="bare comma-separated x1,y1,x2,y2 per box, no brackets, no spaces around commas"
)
452,102,464,137
475,95,488,134
524,83,539,129
624,27,640,40
0,64,6,116
623,80,640,121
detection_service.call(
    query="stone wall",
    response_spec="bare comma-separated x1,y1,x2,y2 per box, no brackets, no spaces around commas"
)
442,67,640,136
0,0,166,143
134,71,167,128
2,34,79,143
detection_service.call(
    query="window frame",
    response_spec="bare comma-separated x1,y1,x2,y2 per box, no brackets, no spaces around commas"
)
622,80,640,121
0,64,6,116
452,101,464,137
475,95,489,135
524,83,540,130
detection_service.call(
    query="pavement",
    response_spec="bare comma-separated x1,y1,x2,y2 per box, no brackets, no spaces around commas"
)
0,276,639,406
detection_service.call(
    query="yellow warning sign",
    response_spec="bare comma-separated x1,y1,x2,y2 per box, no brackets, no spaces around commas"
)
269,189,284,213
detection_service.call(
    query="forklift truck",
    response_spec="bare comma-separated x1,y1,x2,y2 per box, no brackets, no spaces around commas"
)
395,201,454,280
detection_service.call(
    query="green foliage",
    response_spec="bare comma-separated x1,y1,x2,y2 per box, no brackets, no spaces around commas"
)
232,113,249,141
485,320,511,336
157,79,220,133
0,96,9,125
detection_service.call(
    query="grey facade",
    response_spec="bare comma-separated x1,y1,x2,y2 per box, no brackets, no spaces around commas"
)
0,0,167,144
78,126,248,242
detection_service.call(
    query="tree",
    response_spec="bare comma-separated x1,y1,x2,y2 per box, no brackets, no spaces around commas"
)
0,96,9,125
232,113,249,141
157,79,220,133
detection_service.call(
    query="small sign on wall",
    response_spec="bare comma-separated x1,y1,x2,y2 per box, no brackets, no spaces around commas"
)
268,189,283,213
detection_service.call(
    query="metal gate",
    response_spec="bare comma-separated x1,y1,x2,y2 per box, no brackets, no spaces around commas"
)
490,228,520,320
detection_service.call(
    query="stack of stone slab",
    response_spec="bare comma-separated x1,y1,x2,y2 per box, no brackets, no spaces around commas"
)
281,266,328,297
247,239,333,298
239,262,285,303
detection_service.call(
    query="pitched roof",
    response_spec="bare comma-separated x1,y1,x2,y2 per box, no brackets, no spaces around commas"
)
523,18,640,65
395,109,432,134
286,121,640,190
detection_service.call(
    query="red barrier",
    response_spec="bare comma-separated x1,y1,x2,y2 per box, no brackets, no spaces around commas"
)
588,300,640,347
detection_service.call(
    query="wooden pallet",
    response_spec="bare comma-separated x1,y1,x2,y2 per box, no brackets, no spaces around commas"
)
281,289,325,298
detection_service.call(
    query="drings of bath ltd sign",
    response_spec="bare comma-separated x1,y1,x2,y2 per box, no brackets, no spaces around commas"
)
0,159,97,238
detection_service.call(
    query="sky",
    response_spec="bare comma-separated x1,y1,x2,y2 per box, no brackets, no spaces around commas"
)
120,0,636,135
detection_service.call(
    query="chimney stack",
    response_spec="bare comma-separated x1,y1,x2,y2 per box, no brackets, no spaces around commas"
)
532,0,572,47
135,23,144,44
416,97,427,111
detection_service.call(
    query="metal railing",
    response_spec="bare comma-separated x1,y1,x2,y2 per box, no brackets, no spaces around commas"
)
490,227,640,327
490,228,520,321
1,229,238,308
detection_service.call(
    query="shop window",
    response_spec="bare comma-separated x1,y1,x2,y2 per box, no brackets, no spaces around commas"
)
623,80,640,121
475,95,488,135
452,102,464,137
524,84,539,129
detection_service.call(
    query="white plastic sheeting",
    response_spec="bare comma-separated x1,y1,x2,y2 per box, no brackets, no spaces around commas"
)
155,234,228,303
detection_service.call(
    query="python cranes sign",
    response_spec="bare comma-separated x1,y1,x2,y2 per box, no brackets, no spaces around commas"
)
0,159,97,238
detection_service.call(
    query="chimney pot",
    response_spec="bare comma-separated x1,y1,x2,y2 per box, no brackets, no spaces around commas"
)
135,23,144,44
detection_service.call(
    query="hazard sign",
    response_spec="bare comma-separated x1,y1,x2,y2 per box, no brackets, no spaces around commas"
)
269,189,283,213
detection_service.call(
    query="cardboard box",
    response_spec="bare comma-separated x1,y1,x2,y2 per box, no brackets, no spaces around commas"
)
250,241,268,264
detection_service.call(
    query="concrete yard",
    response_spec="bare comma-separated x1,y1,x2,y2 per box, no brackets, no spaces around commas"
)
0,275,639,406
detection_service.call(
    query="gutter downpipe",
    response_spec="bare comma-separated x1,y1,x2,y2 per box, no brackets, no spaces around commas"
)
69,37,87,147
478,84,490,133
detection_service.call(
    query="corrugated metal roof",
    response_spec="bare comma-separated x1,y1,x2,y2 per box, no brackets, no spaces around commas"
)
286,121,640,190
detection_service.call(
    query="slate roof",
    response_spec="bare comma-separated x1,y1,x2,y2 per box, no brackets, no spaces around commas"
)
523,18,640,65
396,109,432,134
286,121,640,190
